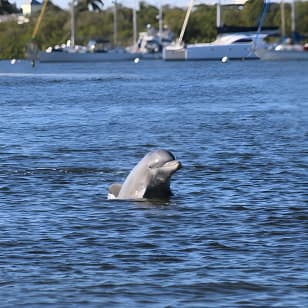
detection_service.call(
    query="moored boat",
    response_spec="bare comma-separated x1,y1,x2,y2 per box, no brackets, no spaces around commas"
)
130,24,173,59
30,1,140,63
39,40,139,63
255,40,308,60
163,0,277,61
255,0,308,61
185,28,276,60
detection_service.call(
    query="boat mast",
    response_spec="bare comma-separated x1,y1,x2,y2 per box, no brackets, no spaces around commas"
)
133,4,137,45
280,0,286,37
178,0,194,45
32,0,49,40
280,0,296,39
70,1,76,48
291,0,296,34
158,5,163,43
216,0,222,28
113,0,118,47
29,0,49,65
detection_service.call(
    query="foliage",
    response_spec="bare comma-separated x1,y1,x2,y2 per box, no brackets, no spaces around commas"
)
0,0,19,14
76,0,104,13
0,20,31,58
186,5,217,43
241,0,264,26
37,10,70,47
296,1,308,36
0,0,307,59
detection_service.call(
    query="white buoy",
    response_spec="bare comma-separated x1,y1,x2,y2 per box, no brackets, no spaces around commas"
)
134,57,140,64
221,56,229,63
11,59,17,64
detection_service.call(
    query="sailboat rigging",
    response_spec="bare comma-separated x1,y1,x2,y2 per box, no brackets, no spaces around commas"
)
255,0,308,60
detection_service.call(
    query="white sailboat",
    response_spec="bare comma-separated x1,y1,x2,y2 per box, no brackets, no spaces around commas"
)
255,0,308,60
163,0,276,61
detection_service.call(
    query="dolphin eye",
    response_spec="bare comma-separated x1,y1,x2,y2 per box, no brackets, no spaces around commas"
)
148,162,160,169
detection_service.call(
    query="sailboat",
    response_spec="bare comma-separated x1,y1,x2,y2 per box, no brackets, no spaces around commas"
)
163,0,277,61
255,0,308,60
38,1,139,62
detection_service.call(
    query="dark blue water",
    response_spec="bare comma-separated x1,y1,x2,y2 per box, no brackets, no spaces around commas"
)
0,59,307,307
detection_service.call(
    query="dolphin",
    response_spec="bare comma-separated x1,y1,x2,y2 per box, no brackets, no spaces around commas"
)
108,149,181,200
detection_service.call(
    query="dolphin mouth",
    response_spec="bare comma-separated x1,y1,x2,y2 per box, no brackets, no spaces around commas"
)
162,160,182,172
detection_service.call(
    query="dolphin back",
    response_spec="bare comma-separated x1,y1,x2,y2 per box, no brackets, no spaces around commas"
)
108,149,181,200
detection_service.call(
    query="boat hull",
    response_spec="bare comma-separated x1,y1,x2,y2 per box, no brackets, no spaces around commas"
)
185,42,257,60
255,48,308,61
38,50,139,63
163,31,275,61
162,46,186,61
163,43,257,61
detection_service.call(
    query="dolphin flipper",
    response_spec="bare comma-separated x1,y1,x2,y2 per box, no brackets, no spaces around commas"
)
108,183,122,199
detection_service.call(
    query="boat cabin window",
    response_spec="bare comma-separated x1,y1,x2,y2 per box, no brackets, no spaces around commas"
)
233,38,253,44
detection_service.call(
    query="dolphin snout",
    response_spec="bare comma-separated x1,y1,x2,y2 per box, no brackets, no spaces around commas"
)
164,160,182,171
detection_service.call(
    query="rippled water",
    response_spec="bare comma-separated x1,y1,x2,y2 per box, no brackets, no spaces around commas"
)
0,59,307,307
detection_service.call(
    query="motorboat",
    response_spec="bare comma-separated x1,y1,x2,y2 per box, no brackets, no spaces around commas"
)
130,24,174,59
127,5,174,60
188,30,274,60
163,0,276,61
164,26,277,61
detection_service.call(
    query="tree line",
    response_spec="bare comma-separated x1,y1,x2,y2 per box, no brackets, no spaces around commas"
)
0,0,307,59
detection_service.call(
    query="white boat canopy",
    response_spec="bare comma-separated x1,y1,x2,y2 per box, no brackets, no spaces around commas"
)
194,0,249,5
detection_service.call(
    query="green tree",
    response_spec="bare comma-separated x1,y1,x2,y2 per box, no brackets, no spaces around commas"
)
76,0,104,13
297,1,308,36
0,0,307,59
137,1,160,31
37,10,70,49
188,4,216,43
0,0,19,14
0,20,32,58
241,0,264,26
163,5,186,40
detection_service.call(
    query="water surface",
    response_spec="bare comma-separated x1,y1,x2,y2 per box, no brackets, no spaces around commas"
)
0,59,307,307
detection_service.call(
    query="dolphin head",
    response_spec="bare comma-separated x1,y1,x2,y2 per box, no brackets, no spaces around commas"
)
143,150,182,199
147,150,181,176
